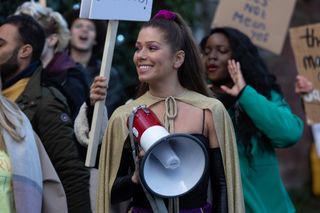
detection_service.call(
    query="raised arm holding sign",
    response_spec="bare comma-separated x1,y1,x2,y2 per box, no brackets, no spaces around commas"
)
85,20,119,166
79,0,153,167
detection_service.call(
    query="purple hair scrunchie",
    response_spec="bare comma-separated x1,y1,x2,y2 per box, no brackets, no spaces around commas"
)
152,9,176,21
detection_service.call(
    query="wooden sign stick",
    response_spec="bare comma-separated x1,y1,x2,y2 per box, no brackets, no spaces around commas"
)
85,20,119,167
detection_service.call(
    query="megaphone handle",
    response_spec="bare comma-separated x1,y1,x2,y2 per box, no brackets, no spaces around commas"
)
168,197,180,213
129,110,166,213
128,111,137,160
140,183,168,213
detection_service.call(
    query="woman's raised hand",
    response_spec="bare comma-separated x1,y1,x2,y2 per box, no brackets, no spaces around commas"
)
221,59,246,97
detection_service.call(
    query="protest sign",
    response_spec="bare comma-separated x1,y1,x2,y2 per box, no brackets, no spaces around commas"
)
80,0,152,21
212,0,296,55
79,0,153,167
290,23,320,125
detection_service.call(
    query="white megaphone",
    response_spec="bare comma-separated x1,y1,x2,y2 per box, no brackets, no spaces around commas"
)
128,105,208,198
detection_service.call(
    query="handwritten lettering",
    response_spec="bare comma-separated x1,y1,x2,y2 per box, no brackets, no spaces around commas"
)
251,31,269,42
128,0,148,7
298,28,320,71
232,11,269,43
233,12,266,30
303,55,320,70
244,3,267,19
249,0,269,7
304,89,320,102
299,28,320,48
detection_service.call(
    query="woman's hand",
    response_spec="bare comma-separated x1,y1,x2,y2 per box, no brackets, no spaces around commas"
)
221,59,246,97
90,76,108,106
295,75,314,95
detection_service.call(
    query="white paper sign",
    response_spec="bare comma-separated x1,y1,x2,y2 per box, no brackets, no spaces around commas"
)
312,123,320,157
79,0,92,18
80,0,153,21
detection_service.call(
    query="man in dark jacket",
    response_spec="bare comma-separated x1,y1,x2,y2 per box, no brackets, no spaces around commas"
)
0,15,91,213
64,8,128,117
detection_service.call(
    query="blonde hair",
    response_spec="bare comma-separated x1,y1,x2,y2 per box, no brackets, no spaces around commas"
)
15,1,70,53
0,96,25,149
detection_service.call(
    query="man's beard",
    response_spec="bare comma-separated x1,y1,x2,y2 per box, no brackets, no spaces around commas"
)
0,48,20,84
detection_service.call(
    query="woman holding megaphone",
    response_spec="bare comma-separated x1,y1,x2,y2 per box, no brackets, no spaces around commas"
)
96,10,244,213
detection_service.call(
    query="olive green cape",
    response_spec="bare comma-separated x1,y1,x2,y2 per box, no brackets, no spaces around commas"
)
97,90,244,213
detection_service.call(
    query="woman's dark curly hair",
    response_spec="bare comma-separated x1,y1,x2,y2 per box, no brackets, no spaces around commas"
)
201,27,281,97
200,27,282,158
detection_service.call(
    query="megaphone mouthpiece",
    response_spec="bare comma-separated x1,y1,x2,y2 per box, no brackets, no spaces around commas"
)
151,140,181,170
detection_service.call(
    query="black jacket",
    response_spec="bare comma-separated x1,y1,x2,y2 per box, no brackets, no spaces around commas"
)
42,51,91,121
15,65,91,213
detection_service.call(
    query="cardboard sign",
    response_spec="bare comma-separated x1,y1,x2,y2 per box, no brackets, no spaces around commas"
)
80,0,153,21
212,0,296,55
290,23,320,125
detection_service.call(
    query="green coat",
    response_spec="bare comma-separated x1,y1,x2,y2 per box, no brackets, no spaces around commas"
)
231,86,303,213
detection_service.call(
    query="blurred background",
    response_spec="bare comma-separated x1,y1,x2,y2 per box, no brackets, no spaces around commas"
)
1,0,320,211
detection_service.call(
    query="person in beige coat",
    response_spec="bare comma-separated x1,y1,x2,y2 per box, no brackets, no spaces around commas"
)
97,10,244,213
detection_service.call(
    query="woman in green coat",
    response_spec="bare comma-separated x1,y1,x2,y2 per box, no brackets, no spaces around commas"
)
200,27,304,213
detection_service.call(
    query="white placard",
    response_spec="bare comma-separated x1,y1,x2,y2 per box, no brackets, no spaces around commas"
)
311,123,320,157
80,0,153,21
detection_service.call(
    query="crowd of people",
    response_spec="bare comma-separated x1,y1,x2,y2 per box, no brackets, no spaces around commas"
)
0,1,312,213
